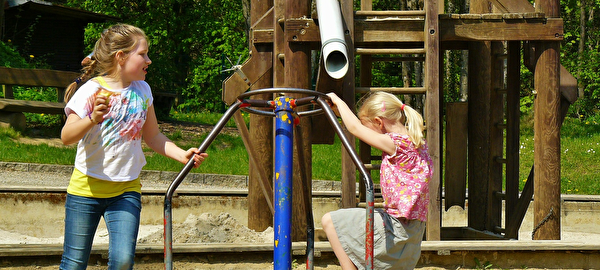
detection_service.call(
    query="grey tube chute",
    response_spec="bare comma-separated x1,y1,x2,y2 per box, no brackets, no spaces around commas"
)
316,0,349,80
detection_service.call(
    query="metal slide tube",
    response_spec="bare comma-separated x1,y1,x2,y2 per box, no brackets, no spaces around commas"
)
273,96,294,269
164,100,243,270
315,0,349,79
316,97,375,270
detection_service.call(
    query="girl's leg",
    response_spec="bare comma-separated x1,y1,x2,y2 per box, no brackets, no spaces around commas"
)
60,194,103,270
321,213,358,270
104,192,141,270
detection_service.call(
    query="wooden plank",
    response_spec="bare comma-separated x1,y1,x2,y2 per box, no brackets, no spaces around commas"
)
354,10,426,17
355,48,426,55
490,0,535,13
355,86,426,94
0,99,65,114
441,227,505,240
285,18,320,44
439,18,563,41
0,67,78,88
444,102,468,210
354,18,425,44
559,65,578,104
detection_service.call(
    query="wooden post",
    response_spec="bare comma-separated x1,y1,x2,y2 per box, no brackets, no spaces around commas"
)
284,0,312,241
467,0,492,232
444,102,468,210
247,0,274,232
533,0,561,240
425,0,441,240
488,41,504,233
358,54,372,203
504,41,522,239
340,0,357,209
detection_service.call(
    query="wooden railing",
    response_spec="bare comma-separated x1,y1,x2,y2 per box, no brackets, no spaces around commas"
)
0,67,79,115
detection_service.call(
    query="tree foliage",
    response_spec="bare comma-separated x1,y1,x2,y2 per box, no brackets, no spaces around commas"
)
63,0,249,113
34,0,600,119
560,0,600,118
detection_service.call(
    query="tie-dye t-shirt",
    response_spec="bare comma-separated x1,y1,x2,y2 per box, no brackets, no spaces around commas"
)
65,79,153,182
380,133,433,222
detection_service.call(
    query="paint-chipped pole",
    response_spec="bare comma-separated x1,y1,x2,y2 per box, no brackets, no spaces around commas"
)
273,96,296,269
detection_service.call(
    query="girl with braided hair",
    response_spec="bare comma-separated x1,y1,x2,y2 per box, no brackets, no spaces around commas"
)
60,24,207,270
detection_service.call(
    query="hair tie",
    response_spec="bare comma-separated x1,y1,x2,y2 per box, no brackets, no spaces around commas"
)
381,101,386,112
401,104,406,111
75,77,82,84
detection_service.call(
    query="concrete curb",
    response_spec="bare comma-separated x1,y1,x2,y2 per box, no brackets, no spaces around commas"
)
0,161,343,191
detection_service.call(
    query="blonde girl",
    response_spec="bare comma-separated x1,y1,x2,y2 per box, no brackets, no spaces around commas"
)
322,91,433,270
59,24,207,270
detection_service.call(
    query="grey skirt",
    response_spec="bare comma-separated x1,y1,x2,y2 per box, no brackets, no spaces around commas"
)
329,208,425,270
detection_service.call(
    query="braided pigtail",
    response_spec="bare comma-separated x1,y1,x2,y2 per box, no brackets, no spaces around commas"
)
65,58,97,102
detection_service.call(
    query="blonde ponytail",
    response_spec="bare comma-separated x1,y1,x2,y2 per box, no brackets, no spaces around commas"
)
402,104,425,148
358,92,426,148
64,59,96,102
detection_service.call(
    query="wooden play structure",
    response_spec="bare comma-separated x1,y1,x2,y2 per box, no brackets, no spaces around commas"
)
222,0,574,242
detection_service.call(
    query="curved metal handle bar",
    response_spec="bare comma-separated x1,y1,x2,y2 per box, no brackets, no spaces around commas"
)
316,97,375,270
237,88,330,117
165,99,243,199
164,100,243,270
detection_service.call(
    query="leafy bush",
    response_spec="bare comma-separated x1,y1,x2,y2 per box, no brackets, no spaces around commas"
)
1,41,62,127
0,41,30,68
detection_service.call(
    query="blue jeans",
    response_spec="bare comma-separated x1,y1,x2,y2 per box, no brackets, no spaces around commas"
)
60,192,142,270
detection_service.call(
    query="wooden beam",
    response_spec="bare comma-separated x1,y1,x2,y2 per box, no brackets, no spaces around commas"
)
439,17,563,41
251,15,563,44
221,50,273,105
441,227,505,241
0,67,79,88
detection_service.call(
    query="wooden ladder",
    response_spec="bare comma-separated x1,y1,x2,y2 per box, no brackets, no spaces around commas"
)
353,0,442,240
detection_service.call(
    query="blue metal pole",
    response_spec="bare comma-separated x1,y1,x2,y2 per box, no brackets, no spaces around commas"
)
274,96,294,270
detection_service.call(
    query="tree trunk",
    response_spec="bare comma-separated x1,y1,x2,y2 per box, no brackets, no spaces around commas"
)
577,1,586,99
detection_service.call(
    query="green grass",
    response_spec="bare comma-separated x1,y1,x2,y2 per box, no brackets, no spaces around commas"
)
1,111,599,195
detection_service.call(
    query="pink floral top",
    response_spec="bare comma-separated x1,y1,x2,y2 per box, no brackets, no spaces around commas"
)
380,133,433,222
